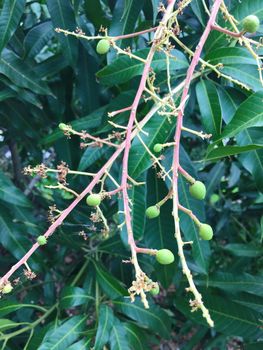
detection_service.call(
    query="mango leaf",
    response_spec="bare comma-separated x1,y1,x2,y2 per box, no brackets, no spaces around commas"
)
0,301,47,318
196,80,222,138
67,338,92,350
0,49,53,95
217,87,263,191
129,112,175,179
220,91,263,140
123,322,149,350
92,261,128,299
0,0,26,54
232,0,263,21
109,0,145,50
195,272,263,296
0,318,19,331
94,305,114,350
205,144,263,161
205,47,257,66
59,286,94,309
175,295,263,340
191,0,207,26
38,316,87,350
224,243,263,258
47,0,78,66
237,128,263,192
24,21,54,58
113,298,171,339
78,147,108,171
0,171,31,207
0,207,39,262
110,320,128,350
97,49,188,86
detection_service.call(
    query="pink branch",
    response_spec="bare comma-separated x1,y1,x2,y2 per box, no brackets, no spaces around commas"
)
211,24,244,37
114,27,158,41
172,0,223,209
121,0,176,252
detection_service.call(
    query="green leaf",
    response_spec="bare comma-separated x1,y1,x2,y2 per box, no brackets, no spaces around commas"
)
47,0,78,66
92,261,128,299
59,286,94,309
0,49,53,95
97,49,188,86
176,295,263,339
109,0,145,49
24,21,54,58
220,91,263,140
0,301,46,317
0,207,37,261
196,80,222,138
224,243,263,258
0,171,31,207
38,316,87,350
0,318,20,331
94,305,114,350
123,322,148,350
110,320,128,350
196,272,263,296
217,87,263,191
67,338,92,350
205,144,263,161
232,0,263,21
78,147,108,171
191,0,207,26
113,298,171,339
129,112,175,179
237,128,263,192
0,0,26,54
205,47,257,66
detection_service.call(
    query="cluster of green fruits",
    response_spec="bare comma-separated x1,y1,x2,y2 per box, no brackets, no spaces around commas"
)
148,144,213,240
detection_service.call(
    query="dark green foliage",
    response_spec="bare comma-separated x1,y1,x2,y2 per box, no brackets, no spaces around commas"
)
0,0,262,349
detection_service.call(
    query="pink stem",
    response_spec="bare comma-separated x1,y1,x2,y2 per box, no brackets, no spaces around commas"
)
121,0,176,252
211,24,243,38
172,0,223,211
109,106,132,117
114,27,157,41
178,165,195,184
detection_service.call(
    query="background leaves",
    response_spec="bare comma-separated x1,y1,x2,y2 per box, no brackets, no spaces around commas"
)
0,0,262,349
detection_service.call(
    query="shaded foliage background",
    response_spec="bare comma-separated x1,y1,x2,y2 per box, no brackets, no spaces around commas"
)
0,0,262,349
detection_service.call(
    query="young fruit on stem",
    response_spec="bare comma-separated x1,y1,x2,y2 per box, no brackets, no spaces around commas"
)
156,249,174,265
199,223,213,240
189,181,206,200
86,193,101,207
153,143,163,153
150,283,160,295
242,15,260,33
2,283,13,294
37,235,47,245
58,123,68,131
96,39,110,54
146,205,160,219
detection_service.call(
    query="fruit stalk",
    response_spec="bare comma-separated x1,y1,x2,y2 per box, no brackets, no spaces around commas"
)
171,0,224,327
